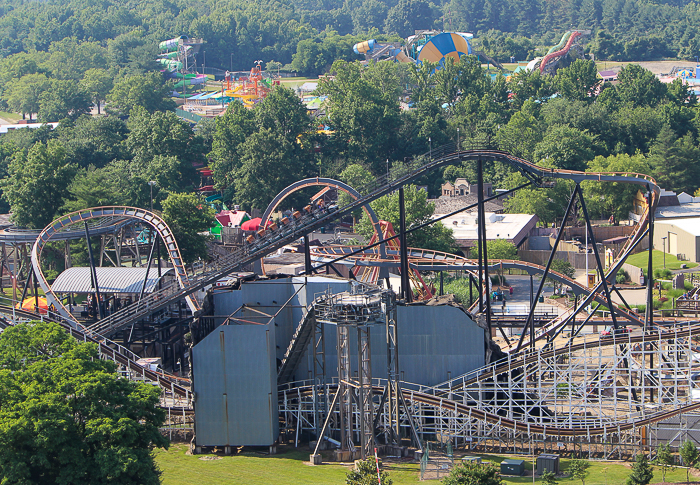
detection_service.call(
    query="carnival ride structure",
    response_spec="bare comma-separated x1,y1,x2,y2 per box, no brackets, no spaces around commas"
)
4,139,697,459
353,31,504,70
223,61,277,107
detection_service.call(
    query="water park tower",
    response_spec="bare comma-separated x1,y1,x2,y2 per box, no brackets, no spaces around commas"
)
158,36,205,74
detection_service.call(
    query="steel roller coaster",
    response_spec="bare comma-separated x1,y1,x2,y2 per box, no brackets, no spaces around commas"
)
5,140,692,456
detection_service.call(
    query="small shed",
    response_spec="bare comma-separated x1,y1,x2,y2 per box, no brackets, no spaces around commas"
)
500,459,525,476
537,454,560,475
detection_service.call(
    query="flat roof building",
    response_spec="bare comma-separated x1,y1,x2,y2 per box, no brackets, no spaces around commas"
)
436,212,538,252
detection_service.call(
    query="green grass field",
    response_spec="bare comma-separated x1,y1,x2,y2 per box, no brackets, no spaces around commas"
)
155,445,695,484
625,250,697,274
0,110,22,122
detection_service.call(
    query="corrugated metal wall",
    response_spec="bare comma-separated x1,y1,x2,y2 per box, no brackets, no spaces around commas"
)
192,322,278,447
294,304,485,386
211,277,486,387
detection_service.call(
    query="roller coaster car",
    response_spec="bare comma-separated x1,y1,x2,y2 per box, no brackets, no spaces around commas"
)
246,235,256,244
267,222,278,231
304,205,314,213
600,326,631,338
257,228,266,237
280,217,290,225
292,211,302,219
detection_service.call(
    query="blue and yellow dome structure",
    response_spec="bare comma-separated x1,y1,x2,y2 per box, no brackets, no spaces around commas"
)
415,32,472,67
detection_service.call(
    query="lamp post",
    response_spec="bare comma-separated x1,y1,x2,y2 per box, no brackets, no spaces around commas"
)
386,159,389,180
457,128,460,152
148,180,157,211
662,236,667,268
230,53,234,71
428,136,432,159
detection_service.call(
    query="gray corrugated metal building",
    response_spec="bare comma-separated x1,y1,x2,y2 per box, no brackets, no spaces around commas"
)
51,267,174,294
192,276,486,448
192,322,278,447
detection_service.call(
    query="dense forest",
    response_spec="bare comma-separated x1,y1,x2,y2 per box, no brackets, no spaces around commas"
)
1,0,700,81
1,0,700,259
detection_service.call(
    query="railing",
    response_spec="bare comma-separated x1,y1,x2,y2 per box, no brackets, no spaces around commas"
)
85,140,659,337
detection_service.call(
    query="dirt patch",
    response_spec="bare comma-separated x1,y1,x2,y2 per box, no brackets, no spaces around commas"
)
598,60,694,75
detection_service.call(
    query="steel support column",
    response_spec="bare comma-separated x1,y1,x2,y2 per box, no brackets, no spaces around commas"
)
304,234,313,275
515,185,578,352
84,221,103,319
646,189,654,330
578,185,619,330
477,157,491,330
399,187,412,302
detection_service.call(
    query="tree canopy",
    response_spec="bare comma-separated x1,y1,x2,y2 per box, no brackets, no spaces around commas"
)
0,321,168,484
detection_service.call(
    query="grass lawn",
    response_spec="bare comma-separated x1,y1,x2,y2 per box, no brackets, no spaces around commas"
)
156,445,694,484
625,249,697,274
0,110,22,122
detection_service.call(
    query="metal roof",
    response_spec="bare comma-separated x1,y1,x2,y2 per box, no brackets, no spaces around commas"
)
52,267,173,294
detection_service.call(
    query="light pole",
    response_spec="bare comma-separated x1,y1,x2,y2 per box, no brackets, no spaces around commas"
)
428,136,432,159
662,236,667,268
148,180,157,211
386,159,389,180
457,128,460,152
230,53,234,71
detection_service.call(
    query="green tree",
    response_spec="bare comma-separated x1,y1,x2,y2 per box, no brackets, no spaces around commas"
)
339,163,375,225
233,128,313,211
383,0,434,37
568,459,590,485
583,153,652,221
541,469,558,485
161,192,216,264
1,140,76,228
346,457,392,485
532,124,599,171
106,71,176,117
627,453,654,485
2,73,51,120
80,67,114,114
679,440,698,483
554,59,599,102
0,321,168,484
508,68,554,111
495,100,543,160
486,239,518,286
357,185,457,253
649,125,700,194
441,461,503,485
654,443,674,483
549,259,576,294
607,64,667,109
125,107,203,192
37,79,92,122
317,60,401,173
210,101,257,202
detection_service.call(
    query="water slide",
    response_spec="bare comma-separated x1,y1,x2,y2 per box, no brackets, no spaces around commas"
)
172,73,207,88
526,31,589,74
538,31,583,74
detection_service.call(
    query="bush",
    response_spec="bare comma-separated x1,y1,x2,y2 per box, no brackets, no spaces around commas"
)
653,268,673,280
616,269,629,284
627,453,654,485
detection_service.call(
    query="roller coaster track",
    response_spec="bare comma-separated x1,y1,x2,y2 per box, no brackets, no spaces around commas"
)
441,323,700,391
310,245,646,350
280,381,700,438
281,320,700,441
0,305,192,399
32,143,659,344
